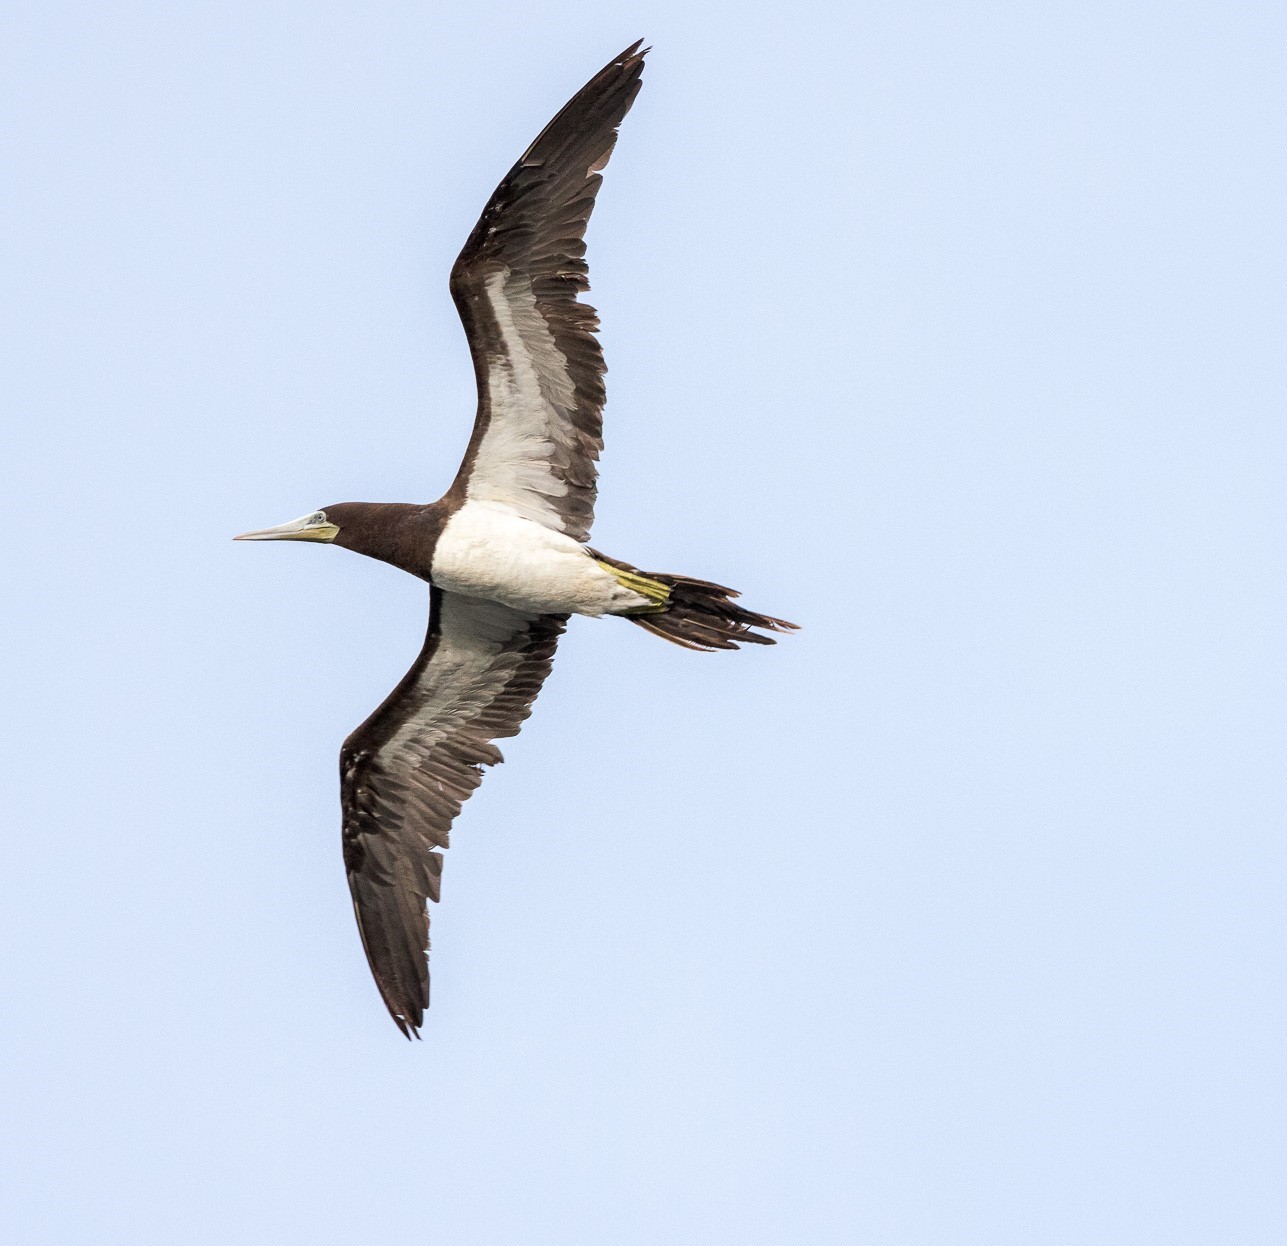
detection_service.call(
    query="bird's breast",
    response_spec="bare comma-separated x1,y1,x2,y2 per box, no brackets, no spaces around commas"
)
431,500,628,616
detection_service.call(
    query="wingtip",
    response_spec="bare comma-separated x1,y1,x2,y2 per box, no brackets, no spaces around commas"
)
391,1010,424,1040
616,39,650,68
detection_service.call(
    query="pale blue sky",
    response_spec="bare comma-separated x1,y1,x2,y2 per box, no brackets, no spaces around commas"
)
3,2,1285,1243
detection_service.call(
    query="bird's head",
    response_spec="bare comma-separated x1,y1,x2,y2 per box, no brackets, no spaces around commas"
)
235,502,430,577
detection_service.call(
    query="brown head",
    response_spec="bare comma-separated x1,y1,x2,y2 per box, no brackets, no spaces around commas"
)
234,502,439,579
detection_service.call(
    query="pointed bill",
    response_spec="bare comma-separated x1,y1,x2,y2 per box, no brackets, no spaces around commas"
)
234,511,339,542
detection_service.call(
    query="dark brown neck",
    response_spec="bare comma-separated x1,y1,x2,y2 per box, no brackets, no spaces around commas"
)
326,502,449,580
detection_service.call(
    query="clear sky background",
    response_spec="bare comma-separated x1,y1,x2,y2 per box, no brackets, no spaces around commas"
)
3,2,1284,1243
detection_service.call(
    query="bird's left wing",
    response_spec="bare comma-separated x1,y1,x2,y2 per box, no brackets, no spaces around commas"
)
446,41,647,543
340,588,565,1037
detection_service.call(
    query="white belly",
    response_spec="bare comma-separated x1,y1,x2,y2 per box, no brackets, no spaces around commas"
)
431,501,649,616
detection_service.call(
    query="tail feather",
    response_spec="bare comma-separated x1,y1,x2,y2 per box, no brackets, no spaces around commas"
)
589,550,797,651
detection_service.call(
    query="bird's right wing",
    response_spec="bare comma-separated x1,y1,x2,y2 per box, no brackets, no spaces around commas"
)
340,589,565,1037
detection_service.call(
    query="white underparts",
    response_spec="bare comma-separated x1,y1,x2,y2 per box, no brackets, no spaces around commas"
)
431,500,651,616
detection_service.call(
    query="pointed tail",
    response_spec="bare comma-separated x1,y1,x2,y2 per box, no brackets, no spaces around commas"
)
590,550,798,651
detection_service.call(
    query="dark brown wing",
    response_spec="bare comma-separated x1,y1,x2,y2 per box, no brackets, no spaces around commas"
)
447,41,647,542
340,588,565,1037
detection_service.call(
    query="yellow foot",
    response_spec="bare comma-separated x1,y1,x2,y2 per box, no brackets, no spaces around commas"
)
594,559,671,613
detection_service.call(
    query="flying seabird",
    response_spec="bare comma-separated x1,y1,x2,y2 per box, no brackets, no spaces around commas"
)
236,41,795,1037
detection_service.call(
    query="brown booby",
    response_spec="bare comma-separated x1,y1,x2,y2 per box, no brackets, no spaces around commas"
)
236,41,795,1037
